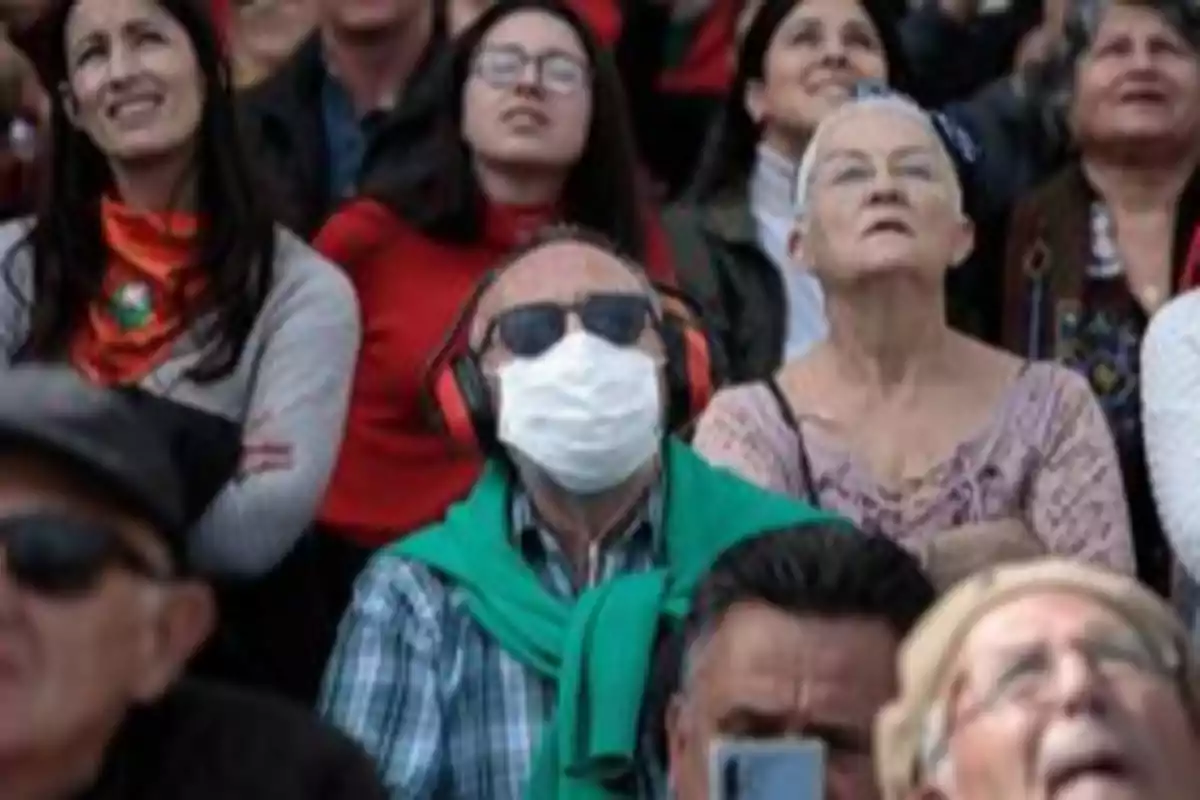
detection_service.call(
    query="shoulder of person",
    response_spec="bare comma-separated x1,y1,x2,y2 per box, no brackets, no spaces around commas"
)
1013,360,1105,427
262,226,360,326
143,680,387,798
1146,290,1200,347
1010,165,1085,225
694,381,791,442
354,546,458,625
703,381,776,417
313,197,419,270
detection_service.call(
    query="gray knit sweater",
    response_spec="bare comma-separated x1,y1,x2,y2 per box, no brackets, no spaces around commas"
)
0,220,362,577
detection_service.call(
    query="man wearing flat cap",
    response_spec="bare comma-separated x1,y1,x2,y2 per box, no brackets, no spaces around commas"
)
0,365,386,799
876,559,1200,800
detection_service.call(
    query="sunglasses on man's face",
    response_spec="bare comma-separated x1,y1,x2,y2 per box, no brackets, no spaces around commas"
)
480,293,656,357
0,513,170,600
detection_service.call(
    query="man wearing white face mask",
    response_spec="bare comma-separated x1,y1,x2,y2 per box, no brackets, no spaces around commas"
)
319,227,837,800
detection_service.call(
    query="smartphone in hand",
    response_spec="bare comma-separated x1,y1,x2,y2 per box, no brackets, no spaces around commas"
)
708,739,826,800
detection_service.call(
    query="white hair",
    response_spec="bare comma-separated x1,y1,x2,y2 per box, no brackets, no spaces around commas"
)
793,94,963,219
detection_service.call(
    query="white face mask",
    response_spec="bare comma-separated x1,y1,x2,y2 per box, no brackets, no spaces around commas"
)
496,331,663,495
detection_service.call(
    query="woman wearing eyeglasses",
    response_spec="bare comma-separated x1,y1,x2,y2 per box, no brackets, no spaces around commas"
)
311,0,677,595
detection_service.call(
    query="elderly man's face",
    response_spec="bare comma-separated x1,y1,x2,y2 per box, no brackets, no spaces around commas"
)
472,240,666,379
793,105,973,287
0,454,212,770
932,591,1200,800
667,604,898,800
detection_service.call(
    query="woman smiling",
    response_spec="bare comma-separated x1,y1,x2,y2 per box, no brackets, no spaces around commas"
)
0,0,361,579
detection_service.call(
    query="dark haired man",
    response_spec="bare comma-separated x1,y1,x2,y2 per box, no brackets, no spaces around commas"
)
0,365,386,799
320,230,837,799
665,524,936,800
240,0,446,238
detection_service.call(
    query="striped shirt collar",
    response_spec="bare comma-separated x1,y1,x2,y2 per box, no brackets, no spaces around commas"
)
510,480,666,589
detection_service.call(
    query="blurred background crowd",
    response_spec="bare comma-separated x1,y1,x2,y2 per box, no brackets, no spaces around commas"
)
2,0,1200,798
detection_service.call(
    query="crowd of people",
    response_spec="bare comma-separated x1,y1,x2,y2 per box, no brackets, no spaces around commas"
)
0,0,1199,798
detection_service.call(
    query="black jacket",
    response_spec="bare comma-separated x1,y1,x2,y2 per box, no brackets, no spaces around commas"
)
239,30,444,240
79,681,386,799
239,39,332,240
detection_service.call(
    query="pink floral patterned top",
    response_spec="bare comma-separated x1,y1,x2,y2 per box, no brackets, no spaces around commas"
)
692,362,1136,573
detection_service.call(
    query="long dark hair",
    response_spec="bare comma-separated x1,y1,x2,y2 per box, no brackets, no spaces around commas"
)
359,0,649,259
10,0,275,381
689,0,912,202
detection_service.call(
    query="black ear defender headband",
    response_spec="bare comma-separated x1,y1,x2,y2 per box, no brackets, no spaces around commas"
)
420,271,720,454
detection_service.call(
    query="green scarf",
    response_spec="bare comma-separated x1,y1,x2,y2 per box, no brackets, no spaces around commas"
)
393,438,839,798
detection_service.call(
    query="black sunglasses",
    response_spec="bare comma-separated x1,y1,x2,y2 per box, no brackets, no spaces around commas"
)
480,293,656,357
0,513,171,599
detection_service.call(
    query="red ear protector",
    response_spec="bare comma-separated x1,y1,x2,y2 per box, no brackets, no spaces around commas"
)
421,272,501,454
421,277,719,455
656,284,719,431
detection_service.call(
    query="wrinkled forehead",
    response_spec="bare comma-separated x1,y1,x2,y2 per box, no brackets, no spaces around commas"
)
821,107,943,160
955,590,1150,670
472,241,649,332
796,101,959,206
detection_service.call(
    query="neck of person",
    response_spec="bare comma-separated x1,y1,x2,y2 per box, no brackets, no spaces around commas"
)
475,157,565,207
1081,139,1198,212
523,460,659,576
820,276,953,393
0,726,116,800
758,124,811,165
320,9,434,115
109,151,198,213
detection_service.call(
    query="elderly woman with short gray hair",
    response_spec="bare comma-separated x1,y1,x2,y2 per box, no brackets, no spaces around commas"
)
693,92,1135,587
1003,0,1200,597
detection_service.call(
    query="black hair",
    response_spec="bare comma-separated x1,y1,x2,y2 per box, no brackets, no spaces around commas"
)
684,523,934,653
641,522,934,765
8,0,275,382
689,0,913,202
357,0,650,259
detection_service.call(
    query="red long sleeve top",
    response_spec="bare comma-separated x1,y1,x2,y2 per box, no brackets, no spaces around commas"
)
314,198,676,547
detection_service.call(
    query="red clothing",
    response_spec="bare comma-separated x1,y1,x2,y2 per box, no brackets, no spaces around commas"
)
315,200,676,546
658,1,738,95
563,0,736,95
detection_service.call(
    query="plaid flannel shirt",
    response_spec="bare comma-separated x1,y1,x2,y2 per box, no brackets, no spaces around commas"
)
319,489,664,799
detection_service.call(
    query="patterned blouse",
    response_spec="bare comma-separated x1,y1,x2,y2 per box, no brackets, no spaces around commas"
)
691,362,1135,572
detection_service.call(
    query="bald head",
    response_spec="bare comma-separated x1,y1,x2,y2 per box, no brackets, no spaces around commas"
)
470,238,659,349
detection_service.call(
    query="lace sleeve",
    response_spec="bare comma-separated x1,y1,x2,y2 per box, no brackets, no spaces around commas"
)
1027,369,1136,573
692,384,804,497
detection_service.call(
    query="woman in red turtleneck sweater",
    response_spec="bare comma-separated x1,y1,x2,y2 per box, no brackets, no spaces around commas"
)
314,0,675,562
